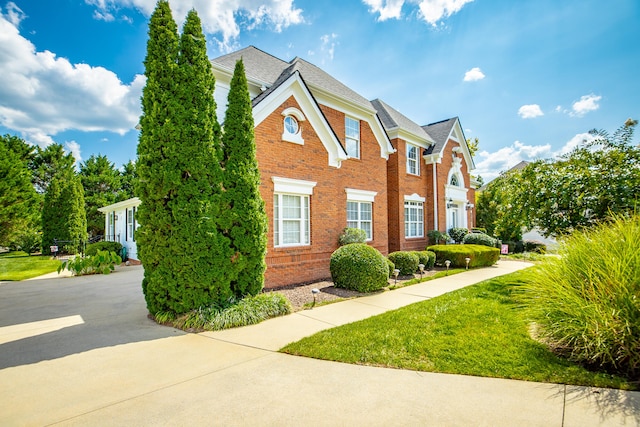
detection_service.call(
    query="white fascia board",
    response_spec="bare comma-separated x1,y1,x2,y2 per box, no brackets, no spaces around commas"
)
450,118,476,172
252,72,347,168
387,128,433,148
345,188,377,202
98,197,141,213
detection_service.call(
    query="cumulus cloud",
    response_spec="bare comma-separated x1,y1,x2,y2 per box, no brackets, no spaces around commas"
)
570,94,601,117
463,67,484,82
518,104,544,119
65,141,82,163
362,0,404,20
416,0,475,26
0,7,144,148
85,0,304,52
320,33,338,62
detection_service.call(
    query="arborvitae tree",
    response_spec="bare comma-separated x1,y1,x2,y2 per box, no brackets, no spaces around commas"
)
0,136,39,246
221,59,268,298
79,154,120,236
32,144,76,193
42,171,87,255
117,160,137,201
136,0,180,314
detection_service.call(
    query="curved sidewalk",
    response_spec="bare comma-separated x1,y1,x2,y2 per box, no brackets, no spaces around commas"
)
1,261,638,426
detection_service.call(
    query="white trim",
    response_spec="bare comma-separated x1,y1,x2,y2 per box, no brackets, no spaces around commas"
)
272,176,317,195
345,188,377,203
404,193,426,203
281,107,306,121
98,197,141,213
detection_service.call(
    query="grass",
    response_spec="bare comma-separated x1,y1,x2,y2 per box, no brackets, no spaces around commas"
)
0,251,62,281
281,268,636,390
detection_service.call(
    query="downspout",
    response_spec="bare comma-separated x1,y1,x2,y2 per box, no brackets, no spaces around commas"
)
433,163,438,230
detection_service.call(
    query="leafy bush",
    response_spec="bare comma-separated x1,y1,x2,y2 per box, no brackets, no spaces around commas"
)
57,250,122,276
427,230,449,245
171,293,292,331
412,250,436,270
524,240,546,253
471,227,486,234
338,227,367,246
448,227,469,244
503,240,525,254
386,257,395,278
388,251,420,275
463,232,498,248
427,244,499,268
520,215,640,380
85,241,123,257
330,243,389,292
10,228,41,255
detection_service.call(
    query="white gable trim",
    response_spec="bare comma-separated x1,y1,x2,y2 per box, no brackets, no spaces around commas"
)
272,176,317,195
253,72,348,168
444,118,475,172
345,188,377,202
98,197,141,213
404,193,426,203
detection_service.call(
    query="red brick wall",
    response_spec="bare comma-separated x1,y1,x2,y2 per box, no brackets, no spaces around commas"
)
256,97,388,288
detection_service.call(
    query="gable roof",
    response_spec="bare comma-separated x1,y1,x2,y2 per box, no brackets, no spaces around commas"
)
371,99,434,146
423,117,476,171
211,46,287,87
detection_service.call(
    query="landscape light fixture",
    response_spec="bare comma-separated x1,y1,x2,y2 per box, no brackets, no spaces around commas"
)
465,257,471,270
445,260,451,275
393,269,400,285
418,263,425,279
311,288,320,308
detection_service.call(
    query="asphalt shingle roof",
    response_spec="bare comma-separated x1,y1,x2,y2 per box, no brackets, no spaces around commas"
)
370,99,434,143
422,117,458,155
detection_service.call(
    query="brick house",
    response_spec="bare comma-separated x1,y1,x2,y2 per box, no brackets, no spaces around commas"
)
209,46,478,288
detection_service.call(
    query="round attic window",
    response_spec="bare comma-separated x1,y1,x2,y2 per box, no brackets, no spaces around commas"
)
284,115,299,135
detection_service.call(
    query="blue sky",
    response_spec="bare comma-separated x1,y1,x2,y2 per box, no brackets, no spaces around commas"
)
1,0,638,181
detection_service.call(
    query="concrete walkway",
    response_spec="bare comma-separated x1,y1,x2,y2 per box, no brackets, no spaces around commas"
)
1,261,638,426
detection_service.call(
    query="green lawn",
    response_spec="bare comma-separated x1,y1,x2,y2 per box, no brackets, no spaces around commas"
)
281,268,635,390
0,251,62,281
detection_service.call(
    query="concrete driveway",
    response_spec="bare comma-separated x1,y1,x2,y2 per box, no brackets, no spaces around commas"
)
0,263,638,426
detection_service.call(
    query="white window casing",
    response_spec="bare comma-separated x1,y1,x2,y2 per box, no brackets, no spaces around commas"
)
272,176,317,195
345,188,377,203
273,177,316,247
281,107,305,145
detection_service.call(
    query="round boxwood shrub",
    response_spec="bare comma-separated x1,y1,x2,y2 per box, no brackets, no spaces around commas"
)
338,227,367,246
386,258,395,278
387,251,420,275
86,241,123,257
330,243,389,292
413,250,436,270
462,232,498,248
427,244,499,268
448,227,469,244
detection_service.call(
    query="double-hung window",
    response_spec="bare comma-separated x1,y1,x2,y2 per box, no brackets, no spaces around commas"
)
406,143,420,175
404,200,424,238
272,177,316,247
347,201,372,240
126,207,135,241
345,117,360,158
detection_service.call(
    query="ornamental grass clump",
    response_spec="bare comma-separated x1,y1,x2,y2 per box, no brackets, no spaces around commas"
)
520,215,640,380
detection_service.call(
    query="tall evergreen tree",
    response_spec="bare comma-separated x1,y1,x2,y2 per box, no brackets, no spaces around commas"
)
221,59,268,297
32,144,76,193
117,160,137,201
42,171,87,254
136,0,180,314
80,154,120,236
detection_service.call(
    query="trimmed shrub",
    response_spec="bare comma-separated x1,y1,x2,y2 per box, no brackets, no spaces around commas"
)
330,243,389,292
520,215,640,379
427,229,449,245
427,244,500,268
86,241,123,257
388,251,420,275
448,227,469,244
413,250,436,270
524,240,546,253
386,258,395,278
463,232,498,248
338,227,367,246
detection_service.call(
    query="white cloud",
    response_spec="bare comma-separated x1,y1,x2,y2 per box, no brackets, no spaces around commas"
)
0,8,144,148
65,141,82,163
85,0,304,52
362,0,404,21
93,10,115,21
518,104,544,119
463,67,484,82
416,0,475,26
570,94,601,117
555,132,596,157
320,33,338,63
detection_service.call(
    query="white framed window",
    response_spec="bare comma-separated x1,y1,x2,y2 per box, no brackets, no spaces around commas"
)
345,116,360,158
406,143,420,175
450,174,460,186
127,207,135,242
272,177,316,247
108,211,115,241
284,116,298,134
404,201,424,238
281,107,304,144
347,201,373,240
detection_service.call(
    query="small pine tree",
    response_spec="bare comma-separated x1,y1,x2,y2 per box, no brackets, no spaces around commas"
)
221,59,268,298
42,172,87,255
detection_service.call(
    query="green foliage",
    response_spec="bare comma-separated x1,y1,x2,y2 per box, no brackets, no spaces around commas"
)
170,293,292,331
57,250,122,276
31,144,76,194
117,160,137,201
427,244,499,268
502,240,525,254
523,240,546,253
10,228,41,255
448,227,469,243
330,243,389,292
387,251,420,275
463,231,499,248
476,172,526,241
427,229,449,245
80,154,120,236
41,172,87,255
520,214,640,380
0,135,40,247
220,59,268,298
513,119,640,237
85,241,123,256
338,227,367,246
412,250,436,269
386,258,395,278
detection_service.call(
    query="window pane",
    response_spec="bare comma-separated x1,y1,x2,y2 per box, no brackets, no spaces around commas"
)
284,116,298,134
283,220,301,244
362,222,372,239
282,195,301,219
346,137,359,158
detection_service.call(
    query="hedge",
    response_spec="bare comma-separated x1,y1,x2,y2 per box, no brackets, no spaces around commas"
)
412,250,436,270
86,241,123,257
427,244,500,268
388,251,420,275
330,243,389,292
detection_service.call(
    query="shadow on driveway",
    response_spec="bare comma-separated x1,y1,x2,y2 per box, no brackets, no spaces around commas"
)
0,266,184,369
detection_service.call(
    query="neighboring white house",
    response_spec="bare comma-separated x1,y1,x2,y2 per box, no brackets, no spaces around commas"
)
98,197,141,262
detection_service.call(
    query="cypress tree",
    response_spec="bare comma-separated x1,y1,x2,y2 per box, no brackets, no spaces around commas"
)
221,59,268,297
135,0,180,314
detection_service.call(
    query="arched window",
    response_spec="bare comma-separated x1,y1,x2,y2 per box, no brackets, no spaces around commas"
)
281,107,305,144
450,174,460,187
284,115,299,135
